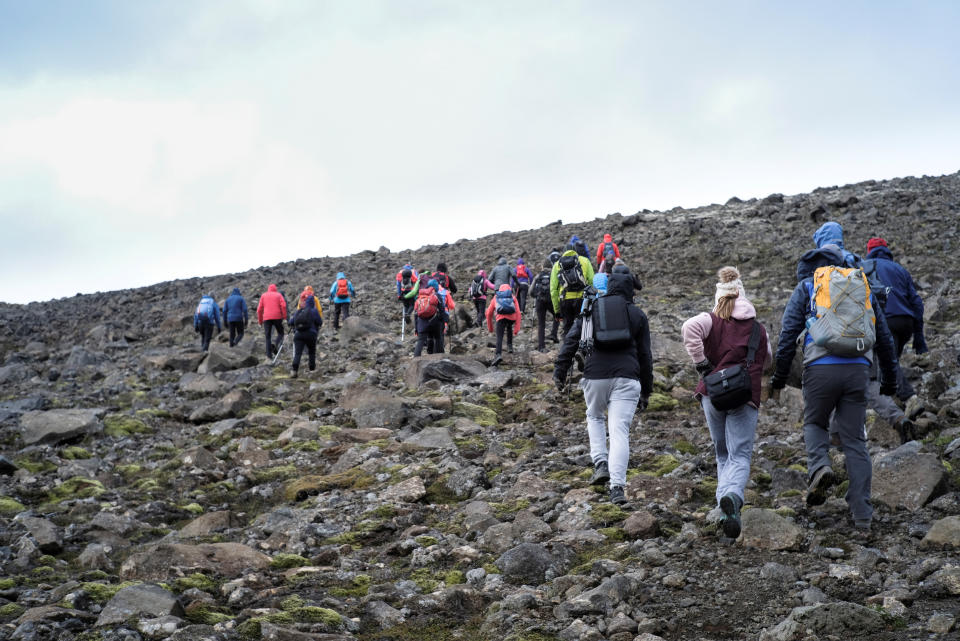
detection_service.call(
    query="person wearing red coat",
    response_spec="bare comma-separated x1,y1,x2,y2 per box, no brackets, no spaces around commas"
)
595,233,621,269
257,284,288,358
486,284,521,366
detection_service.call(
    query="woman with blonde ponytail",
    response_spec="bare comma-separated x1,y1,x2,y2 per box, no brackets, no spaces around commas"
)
681,267,771,539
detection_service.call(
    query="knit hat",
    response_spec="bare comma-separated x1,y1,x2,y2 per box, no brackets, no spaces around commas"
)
866,237,887,254
714,266,745,305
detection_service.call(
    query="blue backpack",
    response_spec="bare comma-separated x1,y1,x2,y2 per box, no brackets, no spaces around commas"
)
495,289,516,314
196,298,216,322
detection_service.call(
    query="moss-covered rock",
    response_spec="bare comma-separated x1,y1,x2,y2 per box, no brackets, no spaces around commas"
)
0,496,26,516
103,414,152,437
174,572,216,592
61,446,92,460
329,574,371,598
0,603,25,619
646,393,679,412
640,454,680,477
453,402,498,427
251,465,297,484
47,477,106,503
284,468,375,502
269,553,311,569
589,503,628,525
80,581,141,604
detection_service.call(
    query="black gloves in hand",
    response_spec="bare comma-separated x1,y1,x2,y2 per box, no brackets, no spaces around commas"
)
553,371,567,392
638,395,649,412
770,374,787,391
694,359,714,378
879,380,897,396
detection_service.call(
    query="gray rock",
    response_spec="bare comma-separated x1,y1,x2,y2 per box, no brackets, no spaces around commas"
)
20,408,105,445
445,465,488,499
759,562,799,583
758,601,886,641
189,388,252,423
558,618,602,641
740,509,802,550
96,583,185,626
495,543,556,585
340,384,408,429
380,477,426,503
401,427,455,450
138,614,184,638
872,442,947,511
90,511,143,536
167,624,228,640
65,346,105,369
142,351,206,372
800,587,829,605
178,373,226,394
77,543,114,570
921,515,960,548
924,565,960,596
927,612,956,634
622,510,658,539
364,600,405,629
120,543,271,580
404,355,486,388
198,341,259,373
180,511,241,537
0,363,32,384
15,516,62,553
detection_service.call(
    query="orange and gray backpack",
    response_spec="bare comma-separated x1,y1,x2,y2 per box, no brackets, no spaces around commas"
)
802,266,876,363
414,287,440,319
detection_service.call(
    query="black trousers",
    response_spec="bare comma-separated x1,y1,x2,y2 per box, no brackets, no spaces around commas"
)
495,319,514,355
263,319,285,357
198,321,215,352
474,299,486,327
228,321,245,346
334,302,350,330
517,283,529,314
535,298,559,350
886,314,916,400
292,335,317,372
415,319,444,357
559,298,580,342
401,298,415,318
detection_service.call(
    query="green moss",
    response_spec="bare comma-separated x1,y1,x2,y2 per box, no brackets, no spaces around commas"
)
48,477,105,502
283,440,321,452
324,519,384,547
13,457,56,474
247,403,280,415
453,402,498,427
251,465,297,484
589,504,627,525
133,478,160,492
640,454,680,477
329,574,371,598
454,435,485,451
0,603,24,619
115,464,142,479
174,572,216,592
0,578,16,589
490,498,530,518
363,505,397,520
646,393,678,412
486,467,502,481
280,595,305,610
788,463,807,473
293,606,341,625
834,479,850,498
504,438,535,454
37,554,57,565
103,414,151,437
754,471,772,487
80,581,141,604
61,446,92,460
424,477,462,505
270,553,311,570
673,440,698,455
316,424,341,439
184,602,233,625
442,569,466,585
598,527,627,541
135,408,170,419
775,507,796,517
410,568,439,593
32,566,56,578
694,477,718,502
0,496,26,516
285,468,375,502
179,503,204,515
482,563,500,575
778,489,802,498
416,535,439,547
505,633,560,641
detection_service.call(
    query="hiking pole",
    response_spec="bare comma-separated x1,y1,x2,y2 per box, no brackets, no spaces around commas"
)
401,311,406,343
272,332,286,365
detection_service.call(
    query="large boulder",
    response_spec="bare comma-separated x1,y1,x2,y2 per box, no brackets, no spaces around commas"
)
198,341,259,373
759,601,886,641
339,315,391,342
495,543,558,585
339,384,408,429
404,355,486,388
96,583,185,627
20,408,105,445
189,388,253,423
872,442,947,511
141,351,205,372
120,543,270,580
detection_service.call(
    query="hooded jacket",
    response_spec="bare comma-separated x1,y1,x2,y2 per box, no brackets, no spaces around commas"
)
490,258,517,289
330,272,356,304
550,249,596,312
569,235,590,258
486,284,521,332
290,295,323,338
555,273,653,392
257,284,288,323
595,233,621,266
396,265,419,297
194,295,221,330
774,246,898,383
515,258,532,284
471,271,496,301
222,288,248,324
813,222,860,268
865,246,925,322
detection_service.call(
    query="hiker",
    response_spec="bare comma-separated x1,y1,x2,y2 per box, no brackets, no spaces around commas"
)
681,267,771,538
553,272,653,506
812,221,860,268
489,257,518,290
328,272,356,331
289,296,322,378
435,279,456,352
193,293,221,352
486,283,521,367
612,259,643,292
531,259,560,351
396,264,419,323
221,288,248,347
297,286,323,313
550,245,595,341
770,244,899,532
432,262,457,294
469,270,495,328
595,233,620,269
597,254,616,274
863,237,927,400
569,235,590,259
257,284,288,359
413,277,445,357
515,258,533,314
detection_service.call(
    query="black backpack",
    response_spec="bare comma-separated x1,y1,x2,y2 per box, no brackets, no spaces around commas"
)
558,255,587,292
293,308,314,331
531,272,551,301
574,240,589,258
469,276,485,300
593,296,632,348
860,259,890,309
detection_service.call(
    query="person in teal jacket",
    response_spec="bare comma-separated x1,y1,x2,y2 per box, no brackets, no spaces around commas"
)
329,272,356,330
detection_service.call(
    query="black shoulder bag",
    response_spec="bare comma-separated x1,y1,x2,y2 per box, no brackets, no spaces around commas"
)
704,321,761,411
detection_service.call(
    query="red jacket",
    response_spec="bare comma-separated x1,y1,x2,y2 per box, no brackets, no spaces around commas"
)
596,233,621,266
257,284,288,323
486,285,521,334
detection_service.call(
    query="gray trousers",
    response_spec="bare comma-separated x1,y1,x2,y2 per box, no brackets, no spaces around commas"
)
803,363,872,522
580,377,643,487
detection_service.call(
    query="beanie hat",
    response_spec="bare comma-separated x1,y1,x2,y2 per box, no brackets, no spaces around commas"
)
714,266,745,305
866,237,887,254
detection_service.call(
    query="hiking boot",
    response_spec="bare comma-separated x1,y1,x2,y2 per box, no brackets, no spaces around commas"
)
609,485,628,506
895,418,915,444
854,519,871,531
806,466,836,506
291,371,298,379
590,460,610,486
719,493,742,539
491,355,503,367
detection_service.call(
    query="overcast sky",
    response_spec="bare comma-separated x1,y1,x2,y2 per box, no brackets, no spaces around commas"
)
1,1,958,304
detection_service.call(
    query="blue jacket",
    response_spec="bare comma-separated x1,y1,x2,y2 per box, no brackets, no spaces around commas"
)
330,272,356,303
813,221,860,267
775,246,898,382
865,246,927,352
222,288,248,324
194,295,221,330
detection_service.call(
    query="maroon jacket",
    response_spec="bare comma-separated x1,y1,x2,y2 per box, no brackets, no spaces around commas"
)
696,313,768,407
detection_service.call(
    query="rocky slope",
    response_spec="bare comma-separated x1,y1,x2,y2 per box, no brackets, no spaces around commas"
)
1,171,959,641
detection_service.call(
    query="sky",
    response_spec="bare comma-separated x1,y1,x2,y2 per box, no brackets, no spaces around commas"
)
1,1,958,304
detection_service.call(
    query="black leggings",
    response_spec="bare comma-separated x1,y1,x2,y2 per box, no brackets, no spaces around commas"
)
517,283,529,314
495,319,514,355
228,321,244,346
535,298,559,350
334,302,350,329
263,319,285,357
886,314,916,400
292,335,317,372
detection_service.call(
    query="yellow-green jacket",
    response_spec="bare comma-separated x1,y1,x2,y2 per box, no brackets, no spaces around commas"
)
550,250,595,314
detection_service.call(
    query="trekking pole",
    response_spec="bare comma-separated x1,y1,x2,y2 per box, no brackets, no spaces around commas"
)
401,311,406,342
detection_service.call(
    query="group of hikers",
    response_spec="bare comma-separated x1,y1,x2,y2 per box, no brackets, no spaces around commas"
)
193,221,927,538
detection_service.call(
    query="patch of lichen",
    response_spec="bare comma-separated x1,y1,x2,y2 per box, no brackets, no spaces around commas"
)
409,568,439,593
285,468,375,502
269,553,311,569
246,403,281,416
424,477,462,505
0,603,25,619
46,477,106,503
359,620,484,641
453,402,497,427
0,496,26,516
504,438,535,455
693,477,718,502
103,414,152,438
238,606,341,639
589,503,628,525
490,498,530,519
672,439,698,455
251,465,297,484
324,519,386,547
80,581,142,604
173,572,217,592
13,456,56,474
329,574,371,597
61,446,92,460
184,602,233,625
639,454,680,477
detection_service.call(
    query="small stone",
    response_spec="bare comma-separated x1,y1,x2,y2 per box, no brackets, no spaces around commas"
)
622,510,659,539
922,515,960,548
882,597,907,618
927,612,956,634
740,509,802,550
380,476,427,503
97,583,185,626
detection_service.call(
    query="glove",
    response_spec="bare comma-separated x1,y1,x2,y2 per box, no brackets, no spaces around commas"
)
913,332,929,354
694,359,714,378
879,379,897,396
553,370,567,392
770,374,787,391
638,395,649,412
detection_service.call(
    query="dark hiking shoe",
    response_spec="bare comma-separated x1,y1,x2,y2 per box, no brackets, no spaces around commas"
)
291,371,298,379
491,355,503,367
609,485,628,506
806,466,836,507
896,418,915,444
590,460,610,486
719,493,742,539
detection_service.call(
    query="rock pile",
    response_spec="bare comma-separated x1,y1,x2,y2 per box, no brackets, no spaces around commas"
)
1,171,959,640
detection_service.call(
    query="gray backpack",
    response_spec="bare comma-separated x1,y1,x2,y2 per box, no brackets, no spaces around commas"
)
803,266,876,364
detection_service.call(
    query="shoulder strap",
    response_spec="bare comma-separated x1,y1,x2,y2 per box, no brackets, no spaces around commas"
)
744,320,762,365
